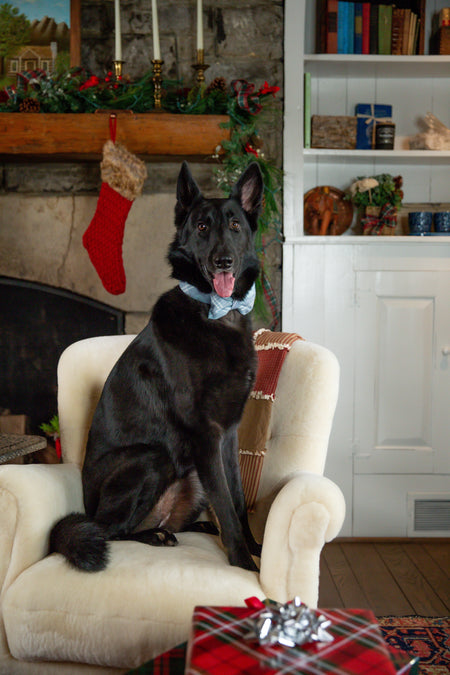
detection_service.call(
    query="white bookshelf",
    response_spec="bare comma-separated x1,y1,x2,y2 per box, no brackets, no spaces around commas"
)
282,1,450,538
304,148,450,160
305,53,450,78
284,0,450,239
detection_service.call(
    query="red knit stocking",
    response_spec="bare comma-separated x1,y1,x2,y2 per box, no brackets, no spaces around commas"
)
82,182,132,295
82,132,147,295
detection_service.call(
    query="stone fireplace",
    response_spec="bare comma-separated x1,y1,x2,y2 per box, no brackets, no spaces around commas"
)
0,277,124,433
0,0,283,434
0,162,225,331
0,162,207,432
0,162,257,432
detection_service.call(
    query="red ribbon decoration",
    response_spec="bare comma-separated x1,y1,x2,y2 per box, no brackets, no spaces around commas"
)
109,113,117,144
362,203,397,235
232,79,262,115
245,596,266,610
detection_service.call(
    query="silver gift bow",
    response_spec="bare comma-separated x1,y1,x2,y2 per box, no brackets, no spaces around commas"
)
245,597,334,648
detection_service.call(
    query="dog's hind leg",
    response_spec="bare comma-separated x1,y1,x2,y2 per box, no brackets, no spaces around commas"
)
50,449,178,572
91,446,177,541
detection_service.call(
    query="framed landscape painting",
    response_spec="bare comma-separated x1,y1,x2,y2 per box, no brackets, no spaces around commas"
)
0,0,80,87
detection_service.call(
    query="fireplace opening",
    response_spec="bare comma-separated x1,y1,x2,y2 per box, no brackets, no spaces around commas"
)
0,277,125,433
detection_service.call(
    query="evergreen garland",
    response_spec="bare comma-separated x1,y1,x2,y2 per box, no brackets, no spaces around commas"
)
0,69,282,326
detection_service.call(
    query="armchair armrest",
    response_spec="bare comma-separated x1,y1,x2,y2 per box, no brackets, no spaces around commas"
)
259,472,345,607
0,464,82,594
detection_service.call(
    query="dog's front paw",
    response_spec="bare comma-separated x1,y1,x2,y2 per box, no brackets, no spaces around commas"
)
131,528,178,547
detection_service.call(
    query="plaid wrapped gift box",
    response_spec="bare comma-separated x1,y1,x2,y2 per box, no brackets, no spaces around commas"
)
185,604,418,675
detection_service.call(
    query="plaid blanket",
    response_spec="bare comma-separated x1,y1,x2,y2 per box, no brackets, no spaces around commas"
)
238,330,302,511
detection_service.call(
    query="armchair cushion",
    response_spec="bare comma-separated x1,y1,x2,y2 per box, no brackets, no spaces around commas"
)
3,533,263,669
1,469,343,669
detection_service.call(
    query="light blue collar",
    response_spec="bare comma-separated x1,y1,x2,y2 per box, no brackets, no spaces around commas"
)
179,281,256,320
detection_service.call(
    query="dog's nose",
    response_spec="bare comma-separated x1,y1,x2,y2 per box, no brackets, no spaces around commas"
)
214,256,233,270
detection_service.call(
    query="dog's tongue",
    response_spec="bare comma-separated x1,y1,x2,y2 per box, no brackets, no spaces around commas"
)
213,272,235,298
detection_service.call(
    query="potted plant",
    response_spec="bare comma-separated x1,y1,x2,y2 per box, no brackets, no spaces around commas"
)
346,173,403,235
40,414,61,461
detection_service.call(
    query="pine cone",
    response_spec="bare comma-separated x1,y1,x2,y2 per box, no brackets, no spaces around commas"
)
206,77,227,95
249,134,263,150
19,98,41,113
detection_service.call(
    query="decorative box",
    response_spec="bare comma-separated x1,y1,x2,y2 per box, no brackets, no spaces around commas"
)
311,115,357,149
432,26,450,54
355,104,393,149
0,413,29,435
185,602,418,674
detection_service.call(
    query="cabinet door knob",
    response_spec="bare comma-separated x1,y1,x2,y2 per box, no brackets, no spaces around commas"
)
443,347,450,356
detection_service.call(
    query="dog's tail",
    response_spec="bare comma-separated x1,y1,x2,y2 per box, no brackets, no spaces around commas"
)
49,513,109,572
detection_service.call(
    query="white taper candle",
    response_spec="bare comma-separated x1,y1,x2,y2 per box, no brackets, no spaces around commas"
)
197,0,203,51
114,0,122,61
152,0,161,60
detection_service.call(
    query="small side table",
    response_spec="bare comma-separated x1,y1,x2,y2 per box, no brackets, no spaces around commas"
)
0,433,47,464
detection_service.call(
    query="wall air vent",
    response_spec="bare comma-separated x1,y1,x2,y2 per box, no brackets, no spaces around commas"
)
408,493,450,536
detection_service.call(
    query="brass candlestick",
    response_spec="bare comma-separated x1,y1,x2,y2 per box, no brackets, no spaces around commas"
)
151,59,164,109
112,60,124,79
192,49,209,85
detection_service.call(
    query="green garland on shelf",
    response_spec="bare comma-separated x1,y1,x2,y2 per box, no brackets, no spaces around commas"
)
0,68,283,326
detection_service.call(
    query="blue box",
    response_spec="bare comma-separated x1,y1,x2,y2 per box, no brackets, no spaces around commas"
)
356,104,392,149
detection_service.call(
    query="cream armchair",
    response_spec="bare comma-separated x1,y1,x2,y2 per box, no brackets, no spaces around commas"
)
0,334,345,674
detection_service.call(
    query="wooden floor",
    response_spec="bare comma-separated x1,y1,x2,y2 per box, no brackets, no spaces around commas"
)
318,539,450,617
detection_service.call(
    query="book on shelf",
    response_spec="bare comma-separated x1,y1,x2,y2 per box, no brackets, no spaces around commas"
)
369,3,379,53
347,2,355,53
397,8,420,54
354,3,363,53
322,0,338,53
317,1,426,56
408,13,419,54
362,3,371,53
304,72,311,149
337,1,347,52
337,1,355,53
391,7,404,54
378,4,393,54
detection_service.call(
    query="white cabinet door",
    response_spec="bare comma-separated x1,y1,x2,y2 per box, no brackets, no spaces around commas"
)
353,270,450,476
433,272,450,475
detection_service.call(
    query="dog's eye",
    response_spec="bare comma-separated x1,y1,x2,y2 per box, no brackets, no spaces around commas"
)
230,220,241,232
197,221,208,233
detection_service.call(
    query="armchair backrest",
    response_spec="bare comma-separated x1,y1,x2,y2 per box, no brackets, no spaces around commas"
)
57,334,339,499
58,334,135,467
258,339,339,501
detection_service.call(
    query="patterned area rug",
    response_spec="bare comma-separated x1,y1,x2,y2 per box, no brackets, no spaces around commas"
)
379,616,450,674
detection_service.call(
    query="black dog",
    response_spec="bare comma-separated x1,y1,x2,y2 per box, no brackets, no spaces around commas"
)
49,161,264,573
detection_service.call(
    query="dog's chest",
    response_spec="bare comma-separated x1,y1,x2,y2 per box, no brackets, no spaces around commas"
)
151,292,256,424
191,353,255,429
187,320,255,410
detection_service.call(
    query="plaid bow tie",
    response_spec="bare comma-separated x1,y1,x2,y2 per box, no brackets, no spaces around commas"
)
179,282,256,320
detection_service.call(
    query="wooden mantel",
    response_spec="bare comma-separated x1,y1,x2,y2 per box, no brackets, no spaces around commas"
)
0,112,230,159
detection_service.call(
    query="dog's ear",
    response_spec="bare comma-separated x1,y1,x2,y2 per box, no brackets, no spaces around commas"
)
232,162,264,230
176,161,202,212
